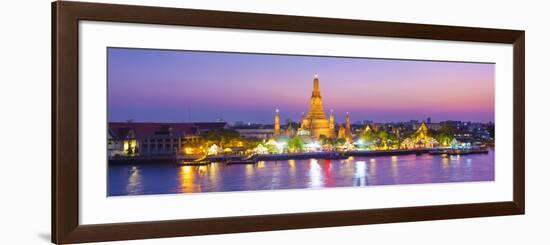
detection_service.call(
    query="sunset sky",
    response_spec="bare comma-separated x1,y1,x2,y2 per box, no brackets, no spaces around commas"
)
108,47,495,124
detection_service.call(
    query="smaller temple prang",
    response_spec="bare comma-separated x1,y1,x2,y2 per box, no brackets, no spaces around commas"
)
345,112,352,140
338,123,346,139
285,123,295,137
274,109,281,136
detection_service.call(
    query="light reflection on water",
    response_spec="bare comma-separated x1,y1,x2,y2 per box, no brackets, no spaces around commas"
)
354,161,367,186
309,159,323,188
108,149,495,196
125,166,142,195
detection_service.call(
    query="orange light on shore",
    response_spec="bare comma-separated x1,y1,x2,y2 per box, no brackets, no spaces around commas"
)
184,147,194,155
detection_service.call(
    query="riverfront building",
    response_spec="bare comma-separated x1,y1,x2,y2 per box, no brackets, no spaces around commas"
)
108,122,226,157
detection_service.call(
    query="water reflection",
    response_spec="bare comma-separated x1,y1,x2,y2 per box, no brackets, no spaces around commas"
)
354,161,367,186
441,155,450,169
109,149,495,196
288,159,296,176
368,159,377,184
179,166,197,193
257,161,265,169
391,156,399,183
126,166,142,194
309,159,323,188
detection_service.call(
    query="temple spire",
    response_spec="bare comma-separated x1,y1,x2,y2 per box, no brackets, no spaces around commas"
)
345,112,352,140
299,74,331,138
312,74,321,97
274,109,281,136
338,123,346,139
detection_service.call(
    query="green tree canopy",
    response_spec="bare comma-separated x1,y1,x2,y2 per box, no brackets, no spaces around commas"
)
288,135,304,152
436,124,454,146
377,129,389,148
201,129,241,147
359,129,378,144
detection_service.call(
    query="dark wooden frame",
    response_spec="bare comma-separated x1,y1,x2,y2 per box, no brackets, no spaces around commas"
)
52,1,525,244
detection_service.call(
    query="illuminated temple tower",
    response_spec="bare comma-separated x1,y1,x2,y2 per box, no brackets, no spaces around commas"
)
345,112,352,140
274,109,281,136
299,74,334,138
329,110,335,134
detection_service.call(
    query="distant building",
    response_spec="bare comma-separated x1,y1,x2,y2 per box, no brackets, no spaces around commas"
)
193,122,229,133
232,123,275,139
234,128,275,139
108,122,227,157
441,120,462,129
427,123,442,131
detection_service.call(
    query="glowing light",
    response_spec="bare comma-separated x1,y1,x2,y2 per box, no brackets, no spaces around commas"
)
179,166,197,193
198,165,208,173
184,147,194,155
355,161,367,180
275,141,287,153
207,144,220,155
123,139,137,156
257,161,265,169
246,164,254,176
305,141,321,152
253,144,268,154
288,159,296,168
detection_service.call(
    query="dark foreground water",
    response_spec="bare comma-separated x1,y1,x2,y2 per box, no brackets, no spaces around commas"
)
108,149,495,196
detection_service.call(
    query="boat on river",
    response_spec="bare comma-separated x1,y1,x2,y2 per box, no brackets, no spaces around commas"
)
178,155,212,166
225,154,258,165
321,152,349,160
429,148,489,155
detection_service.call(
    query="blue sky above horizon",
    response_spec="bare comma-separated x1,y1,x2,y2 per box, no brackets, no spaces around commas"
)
108,47,495,124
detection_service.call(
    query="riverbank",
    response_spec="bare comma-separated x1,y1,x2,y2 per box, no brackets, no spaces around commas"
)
110,148,490,165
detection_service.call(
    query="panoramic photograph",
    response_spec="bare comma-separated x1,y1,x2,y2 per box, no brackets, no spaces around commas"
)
107,47,495,196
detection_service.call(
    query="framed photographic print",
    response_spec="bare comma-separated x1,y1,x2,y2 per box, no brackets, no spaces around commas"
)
52,1,525,244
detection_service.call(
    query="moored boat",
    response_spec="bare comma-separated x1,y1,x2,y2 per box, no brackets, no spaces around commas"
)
178,160,211,166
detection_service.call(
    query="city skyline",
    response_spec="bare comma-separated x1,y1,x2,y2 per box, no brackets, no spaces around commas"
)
108,47,495,124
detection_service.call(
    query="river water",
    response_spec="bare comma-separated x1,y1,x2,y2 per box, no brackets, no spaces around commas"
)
108,149,495,196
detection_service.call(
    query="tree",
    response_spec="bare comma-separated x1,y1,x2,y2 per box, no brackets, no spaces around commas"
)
359,129,377,145
288,135,304,153
335,138,347,147
388,133,399,149
436,124,454,146
377,130,388,148
319,135,333,149
319,135,328,144
201,129,241,147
